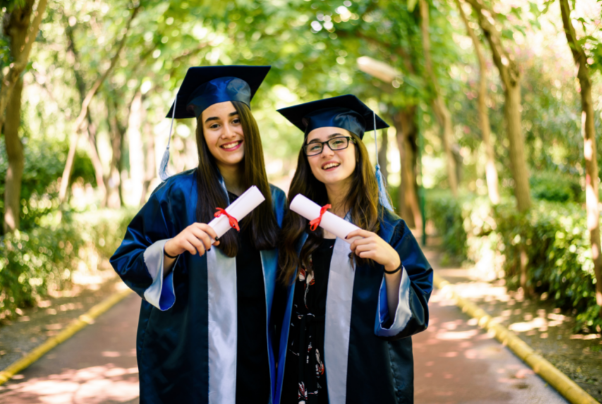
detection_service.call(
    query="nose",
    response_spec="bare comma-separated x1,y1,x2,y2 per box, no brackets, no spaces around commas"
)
320,143,334,158
221,122,236,139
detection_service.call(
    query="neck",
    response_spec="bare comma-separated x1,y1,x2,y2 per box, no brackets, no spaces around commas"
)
325,179,351,218
218,163,244,195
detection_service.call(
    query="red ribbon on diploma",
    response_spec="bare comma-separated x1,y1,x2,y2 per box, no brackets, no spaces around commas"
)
214,208,240,232
309,204,331,231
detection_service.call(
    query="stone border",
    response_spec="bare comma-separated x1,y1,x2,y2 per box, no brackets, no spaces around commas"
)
0,288,132,386
434,273,599,404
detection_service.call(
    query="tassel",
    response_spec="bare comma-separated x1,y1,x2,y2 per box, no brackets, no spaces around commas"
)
158,146,171,181
372,111,393,212
159,94,178,181
376,163,394,211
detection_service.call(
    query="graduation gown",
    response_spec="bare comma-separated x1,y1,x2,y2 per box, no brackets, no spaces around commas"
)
110,169,286,403
274,209,433,404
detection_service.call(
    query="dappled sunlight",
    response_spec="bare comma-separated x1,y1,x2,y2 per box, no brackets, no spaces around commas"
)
0,364,138,403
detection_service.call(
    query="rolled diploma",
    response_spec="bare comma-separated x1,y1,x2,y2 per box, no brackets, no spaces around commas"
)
207,186,265,238
289,194,360,244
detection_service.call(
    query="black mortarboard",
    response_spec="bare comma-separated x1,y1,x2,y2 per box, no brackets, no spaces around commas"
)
276,94,389,139
166,65,271,119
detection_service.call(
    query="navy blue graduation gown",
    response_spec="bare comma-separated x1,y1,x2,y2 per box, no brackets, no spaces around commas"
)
110,169,286,403
274,209,433,404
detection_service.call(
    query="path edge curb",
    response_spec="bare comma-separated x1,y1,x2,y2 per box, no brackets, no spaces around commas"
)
433,273,600,404
0,287,132,386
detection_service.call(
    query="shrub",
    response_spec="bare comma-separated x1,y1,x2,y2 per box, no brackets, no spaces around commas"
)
427,190,601,331
530,171,583,203
0,208,135,320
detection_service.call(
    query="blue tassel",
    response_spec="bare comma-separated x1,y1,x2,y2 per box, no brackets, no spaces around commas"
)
159,146,171,181
376,163,394,212
159,94,178,182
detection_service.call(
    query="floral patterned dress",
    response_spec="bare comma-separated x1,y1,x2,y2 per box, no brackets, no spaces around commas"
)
281,238,336,404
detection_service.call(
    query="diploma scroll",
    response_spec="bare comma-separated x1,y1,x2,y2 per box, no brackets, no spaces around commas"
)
289,194,360,244
208,186,265,238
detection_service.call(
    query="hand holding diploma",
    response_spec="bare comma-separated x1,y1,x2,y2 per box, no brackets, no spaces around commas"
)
164,186,265,257
289,194,361,244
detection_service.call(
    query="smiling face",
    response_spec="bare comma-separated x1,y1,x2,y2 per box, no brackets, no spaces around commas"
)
305,126,357,187
200,101,245,169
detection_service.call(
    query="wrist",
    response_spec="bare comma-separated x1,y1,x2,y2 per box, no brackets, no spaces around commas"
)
164,239,178,258
384,257,401,273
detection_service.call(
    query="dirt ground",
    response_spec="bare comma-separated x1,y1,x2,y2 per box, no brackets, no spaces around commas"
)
423,247,602,402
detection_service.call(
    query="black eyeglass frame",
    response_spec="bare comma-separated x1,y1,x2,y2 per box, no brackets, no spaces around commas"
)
303,136,355,156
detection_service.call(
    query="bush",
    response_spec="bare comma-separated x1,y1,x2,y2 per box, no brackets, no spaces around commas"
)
0,208,135,320
427,190,602,331
530,171,583,203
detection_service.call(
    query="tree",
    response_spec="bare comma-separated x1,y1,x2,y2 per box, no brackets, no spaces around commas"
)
464,0,532,212
559,0,602,317
1,0,48,233
58,2,141,203
419,0,458,197
455,0,500,205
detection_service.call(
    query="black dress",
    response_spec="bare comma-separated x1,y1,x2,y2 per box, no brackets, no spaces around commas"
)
230,192,270,404
282,238,336,404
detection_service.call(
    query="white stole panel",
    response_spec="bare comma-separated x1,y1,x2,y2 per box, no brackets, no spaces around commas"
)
207,248,238,404
324,238,355,404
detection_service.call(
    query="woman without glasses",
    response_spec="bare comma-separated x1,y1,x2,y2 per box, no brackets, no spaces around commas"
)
110,66,285,403
274,95,433,404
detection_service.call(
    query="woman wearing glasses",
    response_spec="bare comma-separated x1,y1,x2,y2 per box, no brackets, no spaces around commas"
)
274,95,433,404
110,66,285,403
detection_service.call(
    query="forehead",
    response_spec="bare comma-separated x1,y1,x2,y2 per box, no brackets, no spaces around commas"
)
201,101,236,120
306,126,351,142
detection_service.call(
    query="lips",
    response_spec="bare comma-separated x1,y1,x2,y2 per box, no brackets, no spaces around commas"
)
321,161,340,171
220,141,242,151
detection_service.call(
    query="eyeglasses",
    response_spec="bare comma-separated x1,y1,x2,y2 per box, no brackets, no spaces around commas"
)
303,136,354,156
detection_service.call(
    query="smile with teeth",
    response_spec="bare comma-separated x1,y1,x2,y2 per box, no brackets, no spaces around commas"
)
221,141,242,150
322,162,340,170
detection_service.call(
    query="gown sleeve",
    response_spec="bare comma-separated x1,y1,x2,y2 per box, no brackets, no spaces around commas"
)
110,182,178,311
374,221,433,339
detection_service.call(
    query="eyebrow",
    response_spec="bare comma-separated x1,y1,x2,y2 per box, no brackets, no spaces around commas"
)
307,133,345,143
204,111,239,124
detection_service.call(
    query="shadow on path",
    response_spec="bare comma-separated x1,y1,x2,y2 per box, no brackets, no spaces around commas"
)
414,288,568,404
0,294,140,404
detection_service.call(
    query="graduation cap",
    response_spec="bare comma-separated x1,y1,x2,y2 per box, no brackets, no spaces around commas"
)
159,65,271,181
276,94,389,139
277,94,394,211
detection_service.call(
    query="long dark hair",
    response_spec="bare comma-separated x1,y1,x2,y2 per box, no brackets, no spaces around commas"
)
195,100,278,257
278,132,381,284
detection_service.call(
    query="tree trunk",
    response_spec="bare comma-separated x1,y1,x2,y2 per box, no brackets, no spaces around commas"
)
464,0,531,212
419,0,458,197
58,4,141,203
64,13,107,204
140,108,156,205
3,78,25,233
0,0,47,133
394,108,422,230
560,0,602,315
105,98,125,208
455,0,500,204
1,0,41,233
128,91,144,206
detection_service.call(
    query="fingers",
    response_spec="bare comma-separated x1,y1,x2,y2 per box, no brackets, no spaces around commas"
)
346,229,373,240
185,234,206,256
195,223,218,243
180,239,198,255
189,227,214,252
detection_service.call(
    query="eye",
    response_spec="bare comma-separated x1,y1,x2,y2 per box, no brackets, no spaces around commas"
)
308,143,322,152
331,138,346,147
209,123,220,129
232,118,240,124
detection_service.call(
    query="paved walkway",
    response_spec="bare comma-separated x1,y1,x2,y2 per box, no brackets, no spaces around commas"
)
0,287,569,403
0,293,140,404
